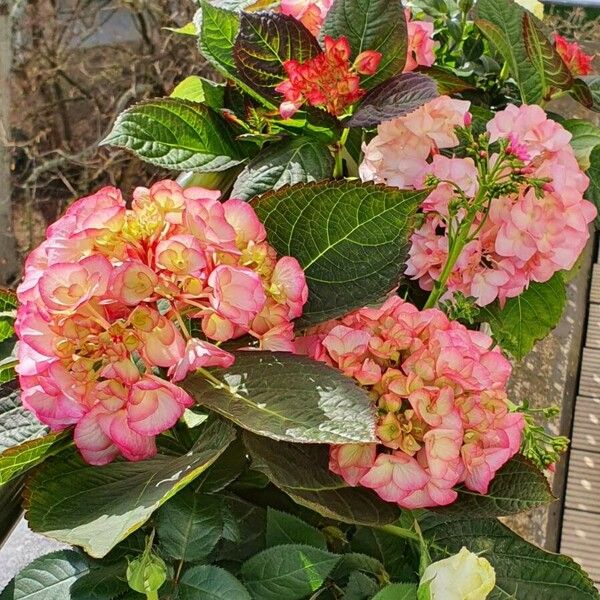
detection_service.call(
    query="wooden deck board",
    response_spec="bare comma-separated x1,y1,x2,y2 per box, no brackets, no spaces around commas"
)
561,509,600,584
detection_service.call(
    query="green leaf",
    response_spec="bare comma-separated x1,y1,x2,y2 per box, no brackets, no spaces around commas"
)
522,12,572,98
194,437,248,492
420,66,475,95
0,288,17,343
0,353,17,384
0,386,46,453
479,273,566,360
576,75,600,112
101,98,245,172
253,180,424,326
165,21,197,36
240,544,340,600
344,572,380,600
199,3,240,81
179,565,251,600
231,137,334,201
330,552,387,581
184,351,377,444
70,562,132,600
348,73,439,128
321,0,408,89
419,514,600,599
564,119,600,169
0,550,89,600
25,418,236,557
351,527,416,582
244,432,399,526
433,455,554,518
266,508,327,549
171,76,225,108
373,583,418,600
234,12,321,102
569,77,596,111
475,0,543,103
156,490,225,562
586,145,600,229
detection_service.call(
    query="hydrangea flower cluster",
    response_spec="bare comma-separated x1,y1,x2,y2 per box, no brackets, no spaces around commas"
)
404,9,436,73
15,180,307,465
361,98,597,306
554,34,594,77
275,36,381,118
296,295,524,508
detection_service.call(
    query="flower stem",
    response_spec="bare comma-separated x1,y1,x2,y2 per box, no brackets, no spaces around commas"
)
376,524,420,542
333,128,350,178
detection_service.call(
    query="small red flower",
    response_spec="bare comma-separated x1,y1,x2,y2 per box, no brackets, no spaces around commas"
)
275,36,382,118
554,34,594,77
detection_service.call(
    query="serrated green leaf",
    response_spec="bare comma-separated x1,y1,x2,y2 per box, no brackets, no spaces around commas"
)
170,76,225,109
234,12,321,102
522,12,572,98
194,437,248,492
433,455,554,518
330,552,387,581
564,119,600,169
348,73,439,128
253,180,424,327
321,0,408,89
266,508,327,549
475,0,543,103
156,490,224,562
231,137,334,201
199,3,240,79
165,21,197,35
240,544,340,600
244,432,399,526
70,562,133,600
344,571,380,600
0,288,17,343
0,354,17,384
351,527,417,582
479,273,566,360
420,66,476,95
373,583,418,600
179,565,251,600
184,351,377,444
419,514,600,599
0,429,72,485
25,418,236,557
586,145,600,229
0,550,89,600
101,98,245,172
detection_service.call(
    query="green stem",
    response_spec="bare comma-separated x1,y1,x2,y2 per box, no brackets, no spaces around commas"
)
377,524,420,542
423,185,488,309
146,591,159,600
333,128,350,178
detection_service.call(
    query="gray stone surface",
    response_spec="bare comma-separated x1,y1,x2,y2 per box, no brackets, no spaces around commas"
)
0,517,67,591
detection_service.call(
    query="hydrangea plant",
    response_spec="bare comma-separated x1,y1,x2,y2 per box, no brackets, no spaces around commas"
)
1,0,600,598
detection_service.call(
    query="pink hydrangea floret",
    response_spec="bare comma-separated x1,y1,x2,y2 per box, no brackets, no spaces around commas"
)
16,180,308,465
296,295,524,509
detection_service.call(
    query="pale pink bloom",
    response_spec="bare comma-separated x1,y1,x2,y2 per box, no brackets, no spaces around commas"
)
257,322,296,352
184,195,238,253
47,186,125,239
400,477,458,508
209,265,266,326
322,325,371,364
359,452,430,503
329,444,377,486
110,261,158,305
139,316,186,368
169,338,235,382
223,199,267,247
270,257,309,319
127,374,194,436
38,254,112,312
156,234,207,276
404,10,435,72
280,0,334,35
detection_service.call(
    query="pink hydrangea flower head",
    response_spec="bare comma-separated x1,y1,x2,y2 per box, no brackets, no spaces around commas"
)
15,179,308,464
297,297,522,509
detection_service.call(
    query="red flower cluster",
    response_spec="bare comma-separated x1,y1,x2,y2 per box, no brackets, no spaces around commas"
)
275,36,381,118
554,34,594,76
